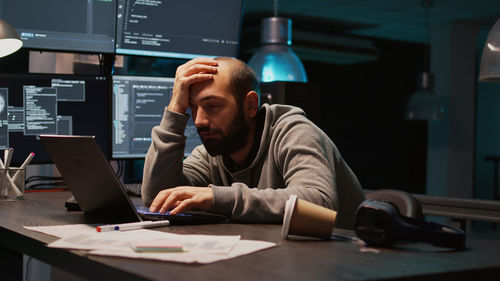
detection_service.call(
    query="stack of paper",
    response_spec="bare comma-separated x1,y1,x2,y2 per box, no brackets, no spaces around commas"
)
24,224,276,264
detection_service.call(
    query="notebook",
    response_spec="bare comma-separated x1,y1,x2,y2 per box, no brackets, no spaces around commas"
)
39,135,227,224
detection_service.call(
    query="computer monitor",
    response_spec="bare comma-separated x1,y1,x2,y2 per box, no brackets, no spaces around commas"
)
0,73,111,165
0,0,116,53
112,75,201,159
115,0,243,59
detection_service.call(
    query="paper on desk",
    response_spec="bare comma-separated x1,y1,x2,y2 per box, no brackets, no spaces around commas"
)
90,239,276,264
47,229,241,254
46,229,165,250
25,224,277,264
24,224,96,238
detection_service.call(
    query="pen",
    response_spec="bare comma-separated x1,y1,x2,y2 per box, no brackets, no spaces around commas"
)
4,148,13,169
11,152,35,183
117,220,170,231
0,157,23,197
96,220,155,232
96,225,119,232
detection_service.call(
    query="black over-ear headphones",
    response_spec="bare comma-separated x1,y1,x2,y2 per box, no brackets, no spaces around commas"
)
354,200,465,250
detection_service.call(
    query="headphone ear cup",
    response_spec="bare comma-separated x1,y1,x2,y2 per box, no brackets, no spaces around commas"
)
354,200,402,247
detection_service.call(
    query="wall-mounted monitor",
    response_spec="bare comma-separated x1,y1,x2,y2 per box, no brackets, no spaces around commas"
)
115,0,243,59
112,75,201,159
0,73,111,165
0,0,116,53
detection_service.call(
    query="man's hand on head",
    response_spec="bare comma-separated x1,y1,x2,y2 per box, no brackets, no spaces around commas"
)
149,186,214,215
168,58,218,114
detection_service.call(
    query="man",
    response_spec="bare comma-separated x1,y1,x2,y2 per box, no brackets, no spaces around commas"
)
142,57,364,228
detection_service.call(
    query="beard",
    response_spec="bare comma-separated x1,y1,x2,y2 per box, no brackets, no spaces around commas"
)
197,108,250,157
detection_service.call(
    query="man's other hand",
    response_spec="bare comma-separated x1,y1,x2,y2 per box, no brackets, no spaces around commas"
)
149,186,214,215
168,58,218,114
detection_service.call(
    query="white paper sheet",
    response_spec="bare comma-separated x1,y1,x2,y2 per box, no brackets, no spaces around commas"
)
90,239,276,264
24,224,96,238
24,224,277,264
47,229,241,254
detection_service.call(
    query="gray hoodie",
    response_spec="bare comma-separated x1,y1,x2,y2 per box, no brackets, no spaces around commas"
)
142,104,364,229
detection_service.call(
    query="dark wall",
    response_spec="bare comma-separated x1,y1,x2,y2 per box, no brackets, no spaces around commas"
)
302,39,428,194
239,38,429,194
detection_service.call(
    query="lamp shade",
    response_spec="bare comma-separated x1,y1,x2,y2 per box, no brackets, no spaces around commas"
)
248,17,307,83
405,72,444,121
0,19,22,58
479,18,500,82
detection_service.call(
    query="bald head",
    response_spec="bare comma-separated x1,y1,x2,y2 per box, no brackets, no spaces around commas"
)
214,57,260,106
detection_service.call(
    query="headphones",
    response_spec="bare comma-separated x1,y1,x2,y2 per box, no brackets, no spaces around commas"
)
354,200,465,250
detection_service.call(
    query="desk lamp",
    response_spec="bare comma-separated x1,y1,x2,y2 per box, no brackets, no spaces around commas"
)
0,19,23,58
479,19,500,82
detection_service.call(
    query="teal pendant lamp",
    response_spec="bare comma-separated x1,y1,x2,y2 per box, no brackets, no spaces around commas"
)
247,0,307,83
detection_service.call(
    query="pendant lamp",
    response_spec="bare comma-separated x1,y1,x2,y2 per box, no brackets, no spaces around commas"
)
0,19,23,58
247,0,307,83
479,19,500,82
405,0,444,121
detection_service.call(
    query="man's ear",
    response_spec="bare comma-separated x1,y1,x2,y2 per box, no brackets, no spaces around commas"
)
244,91,259,118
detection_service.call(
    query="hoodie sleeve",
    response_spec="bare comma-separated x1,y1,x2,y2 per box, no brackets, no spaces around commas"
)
210,112,363,224
141,108,212,206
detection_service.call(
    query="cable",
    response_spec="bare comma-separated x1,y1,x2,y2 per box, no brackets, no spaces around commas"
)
111,54,116,75
23,159,124,192
422,0,432,72
24,255,32,281
26,175,63,184
25,175,67,190
26,182,67,189
98,53,104,76
115,159,124,178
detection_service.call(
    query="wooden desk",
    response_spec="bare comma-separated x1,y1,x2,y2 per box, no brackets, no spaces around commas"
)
2,191,500,281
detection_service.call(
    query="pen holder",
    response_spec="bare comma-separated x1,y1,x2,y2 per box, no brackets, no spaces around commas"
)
0,167,25,201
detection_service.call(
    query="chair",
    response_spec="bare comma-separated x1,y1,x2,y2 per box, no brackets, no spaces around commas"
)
364,189,424,219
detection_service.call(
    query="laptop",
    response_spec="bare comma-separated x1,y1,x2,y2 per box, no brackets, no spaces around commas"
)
40,135,227,224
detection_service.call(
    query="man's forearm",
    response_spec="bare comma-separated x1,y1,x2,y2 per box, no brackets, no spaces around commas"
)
141,109,189,205
210,182,336,223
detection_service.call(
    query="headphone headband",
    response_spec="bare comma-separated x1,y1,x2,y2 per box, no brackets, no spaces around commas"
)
354,200,465,249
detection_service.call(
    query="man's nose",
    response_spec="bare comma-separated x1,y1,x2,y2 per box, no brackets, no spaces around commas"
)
193,107,209,128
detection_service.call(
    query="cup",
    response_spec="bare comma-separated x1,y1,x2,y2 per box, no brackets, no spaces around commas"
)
281,194,337,240
0,167,25,201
